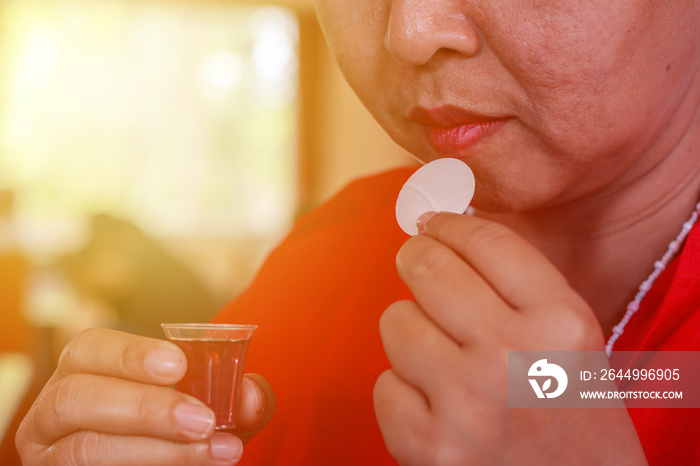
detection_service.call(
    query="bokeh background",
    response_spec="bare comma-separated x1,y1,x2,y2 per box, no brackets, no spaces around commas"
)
0,0,415,462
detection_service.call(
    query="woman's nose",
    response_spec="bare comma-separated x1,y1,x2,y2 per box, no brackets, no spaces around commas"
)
385,0,481,67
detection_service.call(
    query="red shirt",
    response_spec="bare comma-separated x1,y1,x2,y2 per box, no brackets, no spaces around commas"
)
214,167,700,465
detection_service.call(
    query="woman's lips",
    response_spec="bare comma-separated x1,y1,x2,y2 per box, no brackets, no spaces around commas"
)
408,105,510,155
427,120,508,154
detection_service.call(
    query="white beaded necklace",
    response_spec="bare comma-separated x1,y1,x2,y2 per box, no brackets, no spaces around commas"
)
605,201,700,356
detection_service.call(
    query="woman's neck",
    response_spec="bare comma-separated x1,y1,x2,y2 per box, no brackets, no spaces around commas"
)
478,107,700,335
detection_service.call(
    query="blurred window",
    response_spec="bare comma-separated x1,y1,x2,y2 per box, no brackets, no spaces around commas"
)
0,0,299,255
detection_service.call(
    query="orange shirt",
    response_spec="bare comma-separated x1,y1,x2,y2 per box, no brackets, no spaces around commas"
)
214,167,700,465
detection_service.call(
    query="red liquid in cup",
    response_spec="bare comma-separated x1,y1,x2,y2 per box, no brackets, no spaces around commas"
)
171,338,251,429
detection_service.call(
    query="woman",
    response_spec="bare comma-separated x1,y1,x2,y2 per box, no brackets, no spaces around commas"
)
16,0,700,464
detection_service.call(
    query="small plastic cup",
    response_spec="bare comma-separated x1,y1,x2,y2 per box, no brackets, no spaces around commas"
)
161,323,257,430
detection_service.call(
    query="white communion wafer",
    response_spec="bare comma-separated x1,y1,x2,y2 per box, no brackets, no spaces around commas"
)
396,158,475,236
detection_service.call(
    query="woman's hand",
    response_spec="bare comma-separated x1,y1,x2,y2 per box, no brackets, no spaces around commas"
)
374,212,647,465
16,329,275,465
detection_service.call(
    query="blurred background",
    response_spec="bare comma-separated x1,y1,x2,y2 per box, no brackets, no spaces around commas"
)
0,0,414,461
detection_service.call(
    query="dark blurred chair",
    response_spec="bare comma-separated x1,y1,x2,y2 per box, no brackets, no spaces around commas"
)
59,214,218,339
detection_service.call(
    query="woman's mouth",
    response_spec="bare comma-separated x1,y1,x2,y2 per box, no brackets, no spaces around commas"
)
408,105,510,155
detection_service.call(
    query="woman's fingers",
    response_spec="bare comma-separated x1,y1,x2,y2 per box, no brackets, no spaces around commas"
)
14,328,273,465
417,213,579,311
411,213,602,349
53,328,186,386
396,233,511,343
231,374,277,443
379,300,462,393
24,432,243,466
25,374,216,447
373,369,430,465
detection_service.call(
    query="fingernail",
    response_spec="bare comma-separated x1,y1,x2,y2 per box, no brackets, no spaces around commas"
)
175,402,215,437
245,377,265,414
145,349,181,377
210,433,243,462
416,211,438,234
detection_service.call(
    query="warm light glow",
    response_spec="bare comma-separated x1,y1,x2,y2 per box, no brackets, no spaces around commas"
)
198,50,244,99
0,1,299,257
